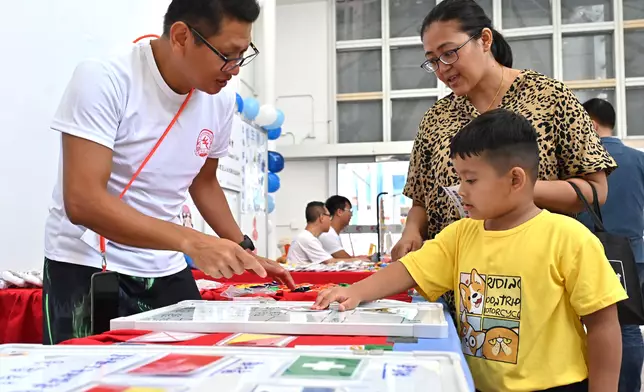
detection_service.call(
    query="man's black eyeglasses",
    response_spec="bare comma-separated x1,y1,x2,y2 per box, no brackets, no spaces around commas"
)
187,24,259,72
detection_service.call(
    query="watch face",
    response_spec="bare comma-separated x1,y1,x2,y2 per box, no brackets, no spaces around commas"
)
242,235,255,251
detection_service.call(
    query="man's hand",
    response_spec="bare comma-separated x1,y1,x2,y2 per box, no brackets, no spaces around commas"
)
256,256,296,290
391,231,423,261
183,235,266,279
312,286,361,311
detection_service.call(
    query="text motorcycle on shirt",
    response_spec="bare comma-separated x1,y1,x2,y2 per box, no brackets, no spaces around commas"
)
45,42,236,277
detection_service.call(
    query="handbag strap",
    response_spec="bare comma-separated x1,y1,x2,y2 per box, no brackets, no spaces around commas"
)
590,181,604,223
569,181,605,232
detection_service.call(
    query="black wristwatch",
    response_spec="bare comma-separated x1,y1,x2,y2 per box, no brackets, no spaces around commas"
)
239,234,255,251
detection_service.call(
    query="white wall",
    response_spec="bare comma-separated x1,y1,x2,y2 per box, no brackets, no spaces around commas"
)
275,0,330,146
274,160,331,242
273,0,334,244
0,0,260,271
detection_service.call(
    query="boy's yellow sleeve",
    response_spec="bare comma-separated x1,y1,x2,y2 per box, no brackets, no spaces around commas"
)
399,220,460,301
562,234,628,317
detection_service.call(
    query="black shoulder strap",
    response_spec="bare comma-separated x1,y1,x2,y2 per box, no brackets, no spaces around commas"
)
590,181,604,223
569,181,605,232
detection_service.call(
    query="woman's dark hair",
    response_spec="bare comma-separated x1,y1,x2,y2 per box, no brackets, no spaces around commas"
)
420,0,513,68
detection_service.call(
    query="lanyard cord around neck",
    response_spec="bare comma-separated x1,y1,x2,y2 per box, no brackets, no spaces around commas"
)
99,88,195,272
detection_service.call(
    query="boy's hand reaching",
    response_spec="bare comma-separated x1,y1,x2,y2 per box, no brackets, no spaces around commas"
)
312,287,361,311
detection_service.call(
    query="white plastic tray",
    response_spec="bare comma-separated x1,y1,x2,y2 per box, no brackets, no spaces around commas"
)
0,344,470,392
110,299,448,338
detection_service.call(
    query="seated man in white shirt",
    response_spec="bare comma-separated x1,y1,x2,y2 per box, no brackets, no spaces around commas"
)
319,195,367,260
288,202,366,265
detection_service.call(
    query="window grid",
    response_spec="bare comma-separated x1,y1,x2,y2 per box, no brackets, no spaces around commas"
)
614,0,627,139
334,0,644,139
381,0,392,142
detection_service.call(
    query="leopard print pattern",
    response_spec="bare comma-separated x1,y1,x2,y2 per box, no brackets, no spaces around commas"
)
403,70,617,313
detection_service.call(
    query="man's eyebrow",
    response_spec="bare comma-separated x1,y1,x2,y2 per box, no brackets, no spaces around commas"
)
220,41,250,55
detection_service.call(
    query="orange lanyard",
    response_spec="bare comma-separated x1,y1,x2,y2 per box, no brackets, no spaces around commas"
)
100,89,194,272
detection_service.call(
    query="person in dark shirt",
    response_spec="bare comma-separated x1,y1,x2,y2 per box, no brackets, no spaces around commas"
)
580,98,644,392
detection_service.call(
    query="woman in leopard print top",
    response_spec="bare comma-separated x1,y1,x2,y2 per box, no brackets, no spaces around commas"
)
392,1,616,308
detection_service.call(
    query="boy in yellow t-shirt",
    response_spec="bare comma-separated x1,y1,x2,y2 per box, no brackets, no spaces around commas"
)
313,109,627,392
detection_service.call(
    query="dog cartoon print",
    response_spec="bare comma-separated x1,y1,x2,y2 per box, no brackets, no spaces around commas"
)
460,269,485,314
460,312,485,356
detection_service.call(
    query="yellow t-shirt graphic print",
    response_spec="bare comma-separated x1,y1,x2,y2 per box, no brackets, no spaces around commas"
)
460,268,521,365
400,210,627,392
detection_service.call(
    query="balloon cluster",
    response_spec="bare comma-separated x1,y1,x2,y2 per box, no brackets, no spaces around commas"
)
235,93,285,215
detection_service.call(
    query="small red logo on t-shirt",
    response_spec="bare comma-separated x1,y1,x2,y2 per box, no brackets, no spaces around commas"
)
195,129,214,157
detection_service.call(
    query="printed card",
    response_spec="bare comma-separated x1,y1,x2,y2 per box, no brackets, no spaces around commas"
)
442,185,469,218
216,333,296,347
128,332,206,343
281,356,362,379
252,387,339,392
84,386,186,392
294,345,392,352
126,353,224,376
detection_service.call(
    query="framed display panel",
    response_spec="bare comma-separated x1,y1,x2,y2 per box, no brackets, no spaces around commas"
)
110,300,448,339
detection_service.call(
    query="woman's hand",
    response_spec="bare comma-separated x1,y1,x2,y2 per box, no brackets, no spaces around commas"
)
391,231,424,261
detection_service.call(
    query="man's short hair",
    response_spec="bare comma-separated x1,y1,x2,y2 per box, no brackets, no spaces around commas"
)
305,201,326,223
325,195,351,217
583,98,616,131
163,0,260,39
449,108,540,182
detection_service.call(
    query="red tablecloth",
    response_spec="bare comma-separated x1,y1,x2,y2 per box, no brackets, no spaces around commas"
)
60,329,390,348
0,288,42,344
192,270,374,285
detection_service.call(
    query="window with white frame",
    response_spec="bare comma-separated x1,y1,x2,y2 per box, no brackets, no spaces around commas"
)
333,0,644,140
336,156,411,256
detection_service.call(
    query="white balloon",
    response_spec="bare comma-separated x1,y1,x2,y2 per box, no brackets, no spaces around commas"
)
255,105,278,127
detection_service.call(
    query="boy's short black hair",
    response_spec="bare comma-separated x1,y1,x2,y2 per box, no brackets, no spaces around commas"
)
583,98,616,131
305,201,326,223
325,195,351,216
449,108,540,181
163,0,260,39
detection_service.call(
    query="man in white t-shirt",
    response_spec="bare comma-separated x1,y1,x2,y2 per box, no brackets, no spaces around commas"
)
42,0,293,345
319,195,370,261
287,202,367,265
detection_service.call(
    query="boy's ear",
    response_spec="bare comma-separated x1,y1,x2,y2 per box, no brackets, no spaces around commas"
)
510,167,527,190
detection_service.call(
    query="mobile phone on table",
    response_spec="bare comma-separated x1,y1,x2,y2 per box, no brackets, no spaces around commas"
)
90,271,120,335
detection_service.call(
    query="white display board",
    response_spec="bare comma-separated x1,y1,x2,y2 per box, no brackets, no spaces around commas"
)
217,115,245,193
238,119,269,257
110,300,448,338
0,344,470,392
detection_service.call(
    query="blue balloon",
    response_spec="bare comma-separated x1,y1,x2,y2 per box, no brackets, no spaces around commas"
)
267,127,282,140
267,172,281,193
265,109,285,130
235,93,244,114
243,97,260,120
268,151,285,173
267,195,275,214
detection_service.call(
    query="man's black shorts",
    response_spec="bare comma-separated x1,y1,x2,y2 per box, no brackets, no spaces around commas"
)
42,257,200,345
